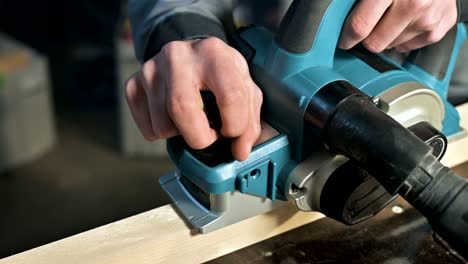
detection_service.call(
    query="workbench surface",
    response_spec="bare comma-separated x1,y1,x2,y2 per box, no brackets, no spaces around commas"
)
210,162,468,264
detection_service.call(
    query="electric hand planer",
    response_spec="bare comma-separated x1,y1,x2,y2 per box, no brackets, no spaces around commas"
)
160,0,468,252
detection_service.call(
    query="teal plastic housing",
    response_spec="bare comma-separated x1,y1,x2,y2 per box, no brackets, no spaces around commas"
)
167,134,291,199
166,0,467,201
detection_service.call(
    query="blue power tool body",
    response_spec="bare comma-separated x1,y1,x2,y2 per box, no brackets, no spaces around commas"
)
160,0,467,235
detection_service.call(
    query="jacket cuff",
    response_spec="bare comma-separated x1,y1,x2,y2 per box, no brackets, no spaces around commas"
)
143,13,227,62
458,0,468,22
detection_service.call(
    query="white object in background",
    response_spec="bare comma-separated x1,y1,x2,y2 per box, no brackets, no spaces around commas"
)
118,40,167,158
0,34,56,172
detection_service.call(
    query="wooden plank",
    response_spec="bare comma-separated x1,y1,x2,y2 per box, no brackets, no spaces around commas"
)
442,104,468,168
1,205,324,264
2,103,468,264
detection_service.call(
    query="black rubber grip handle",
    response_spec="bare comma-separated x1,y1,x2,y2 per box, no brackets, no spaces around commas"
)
316,87,468,257
276,0,464,81
322,93,433,194
407,26,460,80
276,0,333,53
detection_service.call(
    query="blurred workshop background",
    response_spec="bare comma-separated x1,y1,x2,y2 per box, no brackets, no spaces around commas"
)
0,0,467,260
0,0,174,257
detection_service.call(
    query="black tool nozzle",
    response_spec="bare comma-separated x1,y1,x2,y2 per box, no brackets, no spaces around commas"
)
407,156,468,258
322,91,433,195
305,81,468,257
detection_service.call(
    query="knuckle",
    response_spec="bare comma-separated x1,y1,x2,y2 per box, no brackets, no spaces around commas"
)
362,39,385,53
232,51,249,72
189,140,210,150
185,133,214,149
254,87,263,105
161,41,188,59
167,95,188,117
200,37,226,52
348,14,371,39
153,127,174,139
252,123,262,138
124,77,138,104
411,0,432,11
201,137,216,148
195,37,227,57
222,126,241,138
141,59,158,85
424,31,444,43
147,131,161,141
124,76,135,91
217,88,245,107
167,94,200,121
415,16,439,31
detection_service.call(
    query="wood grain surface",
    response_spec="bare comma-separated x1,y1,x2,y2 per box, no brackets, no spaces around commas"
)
1,103,467,264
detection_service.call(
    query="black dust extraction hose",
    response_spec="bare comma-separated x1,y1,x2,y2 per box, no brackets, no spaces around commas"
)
308,81,468,258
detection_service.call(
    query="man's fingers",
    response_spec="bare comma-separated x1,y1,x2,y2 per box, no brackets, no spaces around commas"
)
125,75,156,141
231,81,263,161
166,81,218,149
163,43,218,149
200,39,251,138
361,2,417,53
140,73,179,140
394,17,454,53
339,0,392,50
389,5,445,49
231,86,262,161
394,31,443,52
231,128,258,161
388,30,424,49
138,58,179,140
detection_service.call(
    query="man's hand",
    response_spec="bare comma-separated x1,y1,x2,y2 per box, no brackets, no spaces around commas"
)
339,0,458,53
125,37,263,161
